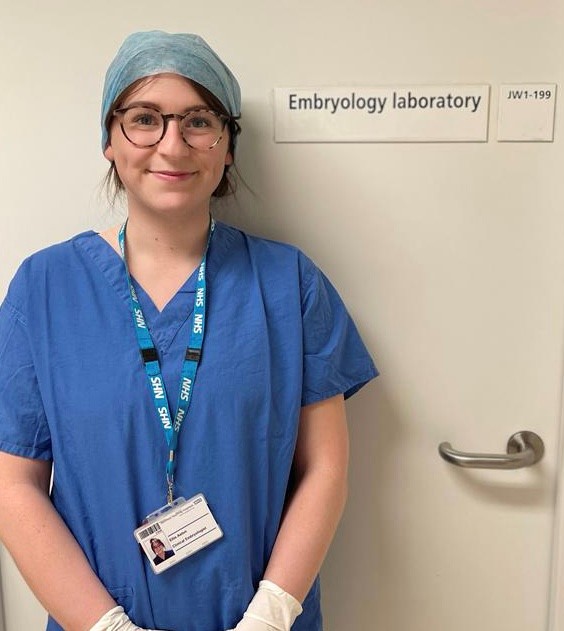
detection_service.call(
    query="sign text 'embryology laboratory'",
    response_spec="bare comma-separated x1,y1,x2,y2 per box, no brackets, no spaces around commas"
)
274,85,490,142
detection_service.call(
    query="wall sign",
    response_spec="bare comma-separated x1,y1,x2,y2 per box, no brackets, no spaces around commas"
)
497,84,556,142
274,85,490,143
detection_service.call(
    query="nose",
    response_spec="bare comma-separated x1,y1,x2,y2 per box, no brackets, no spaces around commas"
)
158,115,190,154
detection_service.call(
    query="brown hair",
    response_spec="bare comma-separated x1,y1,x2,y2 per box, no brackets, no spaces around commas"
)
103,76,241,204
150,538,165,552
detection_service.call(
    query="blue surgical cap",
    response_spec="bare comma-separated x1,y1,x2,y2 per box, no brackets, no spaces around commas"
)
101,30,241,149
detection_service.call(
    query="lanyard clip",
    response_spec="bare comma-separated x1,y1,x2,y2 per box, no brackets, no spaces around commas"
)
166,451,175,505
185,347,201,363
167,478,174,505
141,347,159,363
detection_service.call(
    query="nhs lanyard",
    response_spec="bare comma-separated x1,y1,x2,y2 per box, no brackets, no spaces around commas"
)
118,219,215,504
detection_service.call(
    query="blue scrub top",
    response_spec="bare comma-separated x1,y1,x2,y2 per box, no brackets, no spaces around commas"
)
0,222,377,631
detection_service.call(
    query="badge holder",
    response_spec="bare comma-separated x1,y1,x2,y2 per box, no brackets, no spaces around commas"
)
134,493,223,574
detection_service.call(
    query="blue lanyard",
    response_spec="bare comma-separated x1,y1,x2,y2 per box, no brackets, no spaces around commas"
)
118,219,215,504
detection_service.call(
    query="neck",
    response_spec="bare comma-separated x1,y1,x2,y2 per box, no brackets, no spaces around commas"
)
124,210,211,263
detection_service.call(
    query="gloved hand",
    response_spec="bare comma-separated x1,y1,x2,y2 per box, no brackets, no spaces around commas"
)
226,580,303,631
89,605,168,631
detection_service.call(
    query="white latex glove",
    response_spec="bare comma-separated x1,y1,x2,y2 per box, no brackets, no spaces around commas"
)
89,605,168,631
226,580,303,631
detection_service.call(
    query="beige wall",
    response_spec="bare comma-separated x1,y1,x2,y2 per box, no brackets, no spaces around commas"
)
1,1,563,630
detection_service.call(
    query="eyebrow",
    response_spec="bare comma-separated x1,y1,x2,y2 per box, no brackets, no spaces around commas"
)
121,100,212,114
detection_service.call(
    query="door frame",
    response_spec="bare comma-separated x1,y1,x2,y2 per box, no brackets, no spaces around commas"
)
549,395,564,630
0,559,5,631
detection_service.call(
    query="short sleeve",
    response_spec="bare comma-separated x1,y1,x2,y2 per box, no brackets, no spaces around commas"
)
300,256,378,406
0,288,52,460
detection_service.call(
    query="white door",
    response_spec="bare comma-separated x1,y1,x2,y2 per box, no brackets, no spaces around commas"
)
1,2,563,630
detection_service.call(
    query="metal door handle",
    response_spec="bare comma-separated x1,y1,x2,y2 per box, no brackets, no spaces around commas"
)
438,431,544,469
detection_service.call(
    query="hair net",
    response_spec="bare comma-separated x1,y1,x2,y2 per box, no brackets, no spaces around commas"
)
101,30,241,149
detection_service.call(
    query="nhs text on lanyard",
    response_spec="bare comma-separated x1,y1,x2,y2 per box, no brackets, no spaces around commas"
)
118,219,215,504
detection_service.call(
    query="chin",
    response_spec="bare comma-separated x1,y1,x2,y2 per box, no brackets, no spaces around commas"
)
149,198,212,218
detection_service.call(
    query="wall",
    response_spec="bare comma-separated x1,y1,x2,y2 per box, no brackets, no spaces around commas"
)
1,1,564,630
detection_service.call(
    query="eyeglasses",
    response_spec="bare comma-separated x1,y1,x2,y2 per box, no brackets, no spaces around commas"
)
112,106,232,150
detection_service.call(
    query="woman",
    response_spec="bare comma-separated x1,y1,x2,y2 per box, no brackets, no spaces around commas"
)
0,31,377,631
149,539,175,566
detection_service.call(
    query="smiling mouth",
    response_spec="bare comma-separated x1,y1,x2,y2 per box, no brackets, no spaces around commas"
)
149,170,195,181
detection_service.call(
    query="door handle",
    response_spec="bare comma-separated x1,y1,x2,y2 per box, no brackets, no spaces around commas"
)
438,431,544,469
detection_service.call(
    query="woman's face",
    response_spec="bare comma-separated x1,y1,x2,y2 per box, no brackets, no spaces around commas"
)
104,73,233,220
151,540,165,557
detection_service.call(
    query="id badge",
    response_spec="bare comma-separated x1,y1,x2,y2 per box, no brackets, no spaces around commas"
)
134,493,223,574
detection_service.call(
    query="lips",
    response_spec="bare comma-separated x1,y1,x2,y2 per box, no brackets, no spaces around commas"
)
149,169,195,182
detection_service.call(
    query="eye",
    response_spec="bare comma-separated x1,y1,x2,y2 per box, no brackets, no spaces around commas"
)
183,111,222,132
125,108,161,127
190,117,209,128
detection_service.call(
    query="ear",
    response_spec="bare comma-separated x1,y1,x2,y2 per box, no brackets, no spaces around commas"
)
224,151,233,167
103,144,114,162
